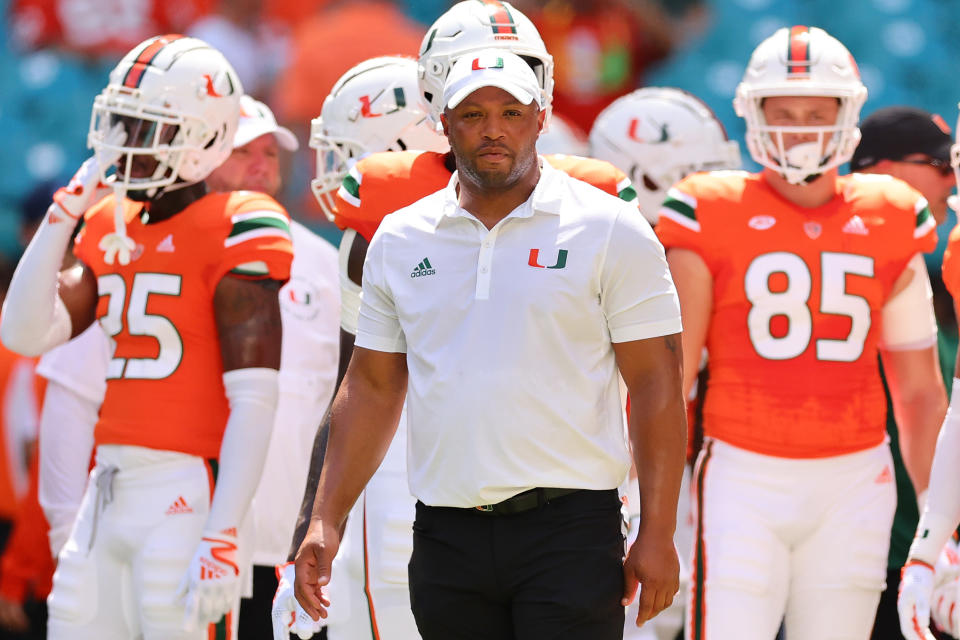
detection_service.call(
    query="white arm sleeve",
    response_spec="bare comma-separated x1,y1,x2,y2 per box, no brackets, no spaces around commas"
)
338,229,362,336
39,379,98,557
909,378,960,565
0,205,75,356
204,368,279,533
880,253,938,351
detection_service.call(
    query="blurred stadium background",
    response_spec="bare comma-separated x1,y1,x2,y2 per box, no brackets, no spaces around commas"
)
0,0,958,261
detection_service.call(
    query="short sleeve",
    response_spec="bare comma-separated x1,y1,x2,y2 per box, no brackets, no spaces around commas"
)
215,195,294,285
354,230,406,353
913,196,938,254
601,205,683,343
334,165,379,243
655,184,704,254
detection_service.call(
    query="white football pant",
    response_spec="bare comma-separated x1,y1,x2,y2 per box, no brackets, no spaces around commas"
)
48,445,241,640
686,438,895,640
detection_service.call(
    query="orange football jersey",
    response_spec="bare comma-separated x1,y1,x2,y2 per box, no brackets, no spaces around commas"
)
74,191,294,459
334,151,638,242
657,171,937,458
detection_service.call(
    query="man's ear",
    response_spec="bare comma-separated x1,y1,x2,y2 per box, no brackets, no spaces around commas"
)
537,108,545,132
441,112,450,137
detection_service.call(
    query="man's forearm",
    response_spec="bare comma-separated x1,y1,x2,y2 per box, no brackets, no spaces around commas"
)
629,337,687,534
898,391,948,497
288,410,331,561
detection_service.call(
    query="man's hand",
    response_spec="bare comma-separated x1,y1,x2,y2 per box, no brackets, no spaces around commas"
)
932,538,960,635
52,123,125,221
293,519,338,621
622,524,680,627
899,560,938,640
177,528,241,631
272,562,322,639
0,597,28,633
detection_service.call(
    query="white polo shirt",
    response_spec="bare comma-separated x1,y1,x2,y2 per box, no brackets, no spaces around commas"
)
356,161,682,507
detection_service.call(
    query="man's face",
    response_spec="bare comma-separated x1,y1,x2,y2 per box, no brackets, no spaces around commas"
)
875,154,956,225
761,95,840,153
206,133,282,196
442,86,544,191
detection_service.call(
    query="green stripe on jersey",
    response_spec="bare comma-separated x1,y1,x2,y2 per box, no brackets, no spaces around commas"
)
618,185,637,203
343,173,361,199
661,196,697,222
229,216,290,238
916,205,932,229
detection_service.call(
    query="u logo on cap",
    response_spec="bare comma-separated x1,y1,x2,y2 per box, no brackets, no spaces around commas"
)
472,56,504,71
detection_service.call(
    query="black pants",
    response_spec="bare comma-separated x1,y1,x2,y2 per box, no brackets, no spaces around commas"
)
408,489,625,640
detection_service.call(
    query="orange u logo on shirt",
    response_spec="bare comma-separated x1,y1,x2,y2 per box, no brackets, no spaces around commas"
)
528,249,568,269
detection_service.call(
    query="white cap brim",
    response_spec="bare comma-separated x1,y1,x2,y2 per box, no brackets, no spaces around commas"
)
446,80,538,110
234,121,299,152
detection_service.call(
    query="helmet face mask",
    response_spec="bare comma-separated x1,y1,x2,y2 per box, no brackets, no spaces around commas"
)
309,56,449,221
87,35,242,198
417,0,554,127
589,87,741,222
733,25,866,185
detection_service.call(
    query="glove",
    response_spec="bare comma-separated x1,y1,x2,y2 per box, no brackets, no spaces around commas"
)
899,559,938,640
272,562,322,640
52,123,125,221
177,528,240,631
932,538,960,635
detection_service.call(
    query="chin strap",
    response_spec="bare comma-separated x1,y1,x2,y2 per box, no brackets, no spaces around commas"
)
99,183,136,266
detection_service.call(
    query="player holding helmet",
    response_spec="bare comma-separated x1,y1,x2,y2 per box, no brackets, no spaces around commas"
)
1,35,293,639
273,2,642,638
657,26,946,640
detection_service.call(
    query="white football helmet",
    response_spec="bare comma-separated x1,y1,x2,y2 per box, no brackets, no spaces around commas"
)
590,87,741,222
418,0,554,126
309,56,449,221
734,25,867,185
88,34,242,196
536,113,588,156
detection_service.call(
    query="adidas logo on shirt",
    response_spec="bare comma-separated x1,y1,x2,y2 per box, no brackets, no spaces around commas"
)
165,496,193,515
411,258,436,278
156,234,176,252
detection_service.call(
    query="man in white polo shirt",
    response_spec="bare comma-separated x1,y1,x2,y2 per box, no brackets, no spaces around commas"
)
294,50,687,638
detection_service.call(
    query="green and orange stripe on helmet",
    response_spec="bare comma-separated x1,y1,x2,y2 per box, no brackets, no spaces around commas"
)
786,25,811,78
478,0,518,35
122,34,185,89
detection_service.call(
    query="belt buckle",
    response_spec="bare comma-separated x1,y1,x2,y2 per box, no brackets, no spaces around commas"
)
475,504,494,512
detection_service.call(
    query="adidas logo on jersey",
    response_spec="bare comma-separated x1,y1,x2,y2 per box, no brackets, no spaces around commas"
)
156,234,176,252
411,258,436,278
165,496,193,515
874,466,893,484
841,215,869,235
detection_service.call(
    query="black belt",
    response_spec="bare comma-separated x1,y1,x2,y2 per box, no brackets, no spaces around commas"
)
472,487,582,516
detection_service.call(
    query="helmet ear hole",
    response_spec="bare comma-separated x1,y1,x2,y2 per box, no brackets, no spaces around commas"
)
642,174,659,192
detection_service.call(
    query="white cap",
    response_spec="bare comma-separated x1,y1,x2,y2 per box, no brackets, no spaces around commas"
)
234,95,299,151
443,49,543,111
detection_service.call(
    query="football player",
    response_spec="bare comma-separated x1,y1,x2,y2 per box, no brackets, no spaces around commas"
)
899,105,960,640
1,35,294,640
589,86,741,640
273,3,644,638
656,26,947,640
